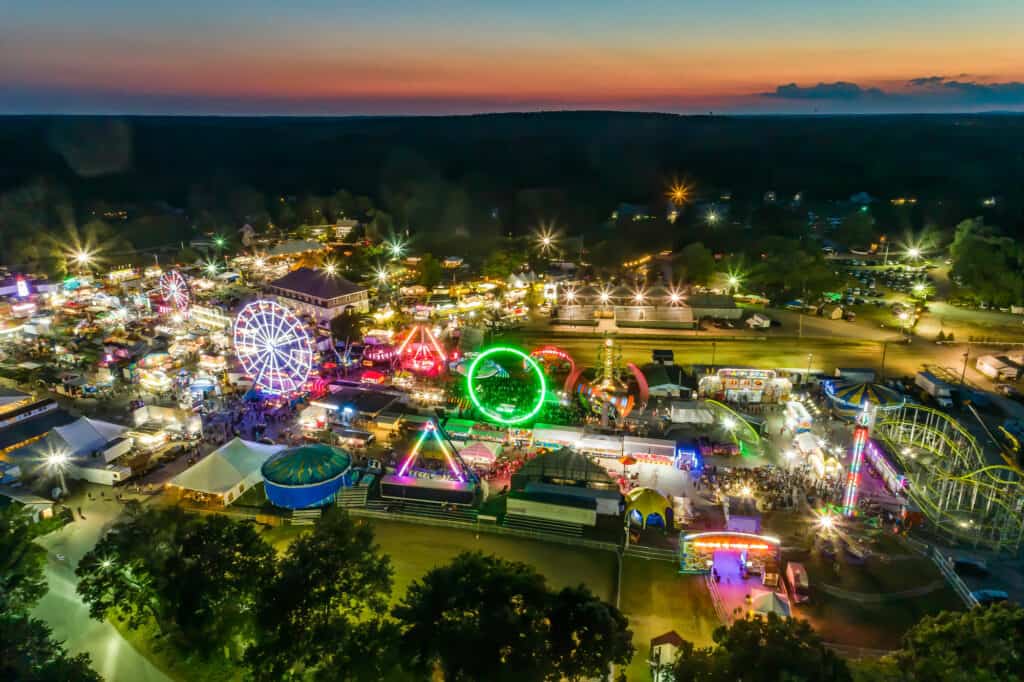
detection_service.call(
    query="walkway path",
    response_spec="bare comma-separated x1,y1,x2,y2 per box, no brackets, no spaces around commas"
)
32,494,171,682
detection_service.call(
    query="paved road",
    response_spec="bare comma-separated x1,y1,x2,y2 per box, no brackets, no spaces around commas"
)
32,494,171,682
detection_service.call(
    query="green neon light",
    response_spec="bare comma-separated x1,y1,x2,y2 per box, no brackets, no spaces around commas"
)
467,346,546,425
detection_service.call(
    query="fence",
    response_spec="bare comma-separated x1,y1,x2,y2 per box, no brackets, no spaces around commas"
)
346,507,621,553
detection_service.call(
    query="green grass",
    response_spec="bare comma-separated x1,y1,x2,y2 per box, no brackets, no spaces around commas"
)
619,558,720,681
110,618,240,682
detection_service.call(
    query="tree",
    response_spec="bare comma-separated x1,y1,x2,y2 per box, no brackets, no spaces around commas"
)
418,253,444,289
675,242,716,285
547,585,634,681
0,615,101,682
393,552,558,682
888,603,1024,682
836,210,876,250
949,218,1024,305
671,613,851,682
330,309,370,343
0,504,48,615
482,248,527,280
244,509,396,681
76,504,276,657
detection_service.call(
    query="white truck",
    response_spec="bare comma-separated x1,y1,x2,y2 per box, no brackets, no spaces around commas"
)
916,371,954,408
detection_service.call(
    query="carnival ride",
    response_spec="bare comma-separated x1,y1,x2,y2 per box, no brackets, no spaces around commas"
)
396,325,446,375
158,270,191,312
232,300,314,395
874,404,1024,553
466,346,548,425
565,336,648,423
704,399,765,458
841,405,874,517
383,418,479,505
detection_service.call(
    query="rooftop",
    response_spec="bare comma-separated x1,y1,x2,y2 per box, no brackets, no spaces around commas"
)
269,267,367,301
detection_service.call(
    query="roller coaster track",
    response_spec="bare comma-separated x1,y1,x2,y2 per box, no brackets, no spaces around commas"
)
875,404,1024,554
704,399,763,456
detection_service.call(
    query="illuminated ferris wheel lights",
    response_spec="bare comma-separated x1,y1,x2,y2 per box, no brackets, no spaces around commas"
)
158,270,191,311
232,300,313,395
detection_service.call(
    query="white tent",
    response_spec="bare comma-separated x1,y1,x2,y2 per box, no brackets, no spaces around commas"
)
52,417,128,459
168,438,285,505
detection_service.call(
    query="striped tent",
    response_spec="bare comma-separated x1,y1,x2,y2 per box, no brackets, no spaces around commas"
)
828,382,905,411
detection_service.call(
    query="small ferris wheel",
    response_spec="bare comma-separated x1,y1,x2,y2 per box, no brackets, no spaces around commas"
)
158,270,191,311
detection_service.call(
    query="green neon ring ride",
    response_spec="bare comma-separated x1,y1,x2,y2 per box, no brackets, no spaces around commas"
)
466,346,547,425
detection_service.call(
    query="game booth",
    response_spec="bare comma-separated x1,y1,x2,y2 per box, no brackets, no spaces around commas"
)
678,530,782,577
698,368,791,404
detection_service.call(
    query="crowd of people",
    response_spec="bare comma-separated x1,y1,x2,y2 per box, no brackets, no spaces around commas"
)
698,464,844,511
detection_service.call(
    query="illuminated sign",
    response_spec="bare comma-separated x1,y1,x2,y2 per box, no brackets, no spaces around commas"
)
15,276,29,298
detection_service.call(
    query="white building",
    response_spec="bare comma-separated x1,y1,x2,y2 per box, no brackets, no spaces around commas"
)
267,267,370,325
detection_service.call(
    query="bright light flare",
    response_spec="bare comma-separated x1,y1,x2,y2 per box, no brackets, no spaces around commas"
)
667,180,692,206
632,288,647,304
534,225,559,254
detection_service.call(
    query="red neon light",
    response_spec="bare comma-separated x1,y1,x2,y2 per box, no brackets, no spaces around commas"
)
692,541,775,551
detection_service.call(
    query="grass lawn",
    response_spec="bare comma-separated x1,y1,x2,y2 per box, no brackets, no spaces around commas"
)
110,618,240,682
263,516,617,603
266,517,727,679
619,557,720,681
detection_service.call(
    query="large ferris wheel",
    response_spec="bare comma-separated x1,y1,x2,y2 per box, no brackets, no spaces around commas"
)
158,270,191,311
232,300,313,395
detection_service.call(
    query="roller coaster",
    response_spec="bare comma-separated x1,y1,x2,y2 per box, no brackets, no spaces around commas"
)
875,404,1024,554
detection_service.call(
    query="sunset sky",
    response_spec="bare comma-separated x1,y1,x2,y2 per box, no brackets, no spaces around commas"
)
4,0,1024,115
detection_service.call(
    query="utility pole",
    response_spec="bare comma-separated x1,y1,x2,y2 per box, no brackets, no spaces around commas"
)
806,353,814,384
960,343,971,386
880,341,888,381
711,341,717,370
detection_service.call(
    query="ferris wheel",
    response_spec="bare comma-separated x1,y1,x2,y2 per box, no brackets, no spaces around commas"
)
158,270,191,311
232,300,313,395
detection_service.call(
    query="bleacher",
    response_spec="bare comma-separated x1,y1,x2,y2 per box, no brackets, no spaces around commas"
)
502,513,583,537
336,487,369,508
365,499,479,524
289,508,322,526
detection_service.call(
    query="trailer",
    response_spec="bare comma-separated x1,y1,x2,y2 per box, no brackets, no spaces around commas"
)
915,371,953,408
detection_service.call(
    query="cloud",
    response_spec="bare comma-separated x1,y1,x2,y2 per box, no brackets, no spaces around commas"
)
757,76,1024,111
762,81,886,100
905,76,1024,105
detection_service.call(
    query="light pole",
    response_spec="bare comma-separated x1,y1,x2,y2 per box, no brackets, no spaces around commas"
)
710,341,717,370
45,451,69,497
806,353,813,384
960,344,971,385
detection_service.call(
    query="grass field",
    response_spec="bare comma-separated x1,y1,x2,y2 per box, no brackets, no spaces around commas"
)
619,558,720,681
265,518,726,680
497,330,976,381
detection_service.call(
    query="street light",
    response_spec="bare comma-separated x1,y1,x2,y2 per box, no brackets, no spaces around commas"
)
375,267,389,284
906,247,921,261
564,287,577,303
534,226,558,255
386,239,406,260
599,289,611,305
204,260,219,277
45,451,69,496
632,289,647,305
323,262,338,277
667,181,692,206
706,209,719,226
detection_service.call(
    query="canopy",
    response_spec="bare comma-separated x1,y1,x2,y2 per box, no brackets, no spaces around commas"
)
625,487,671,528
751,591,791,617
169,437,285,500
53,417,127,456
828,382,905,410
459,440,502,463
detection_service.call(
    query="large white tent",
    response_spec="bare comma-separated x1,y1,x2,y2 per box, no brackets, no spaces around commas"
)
168,437,285,505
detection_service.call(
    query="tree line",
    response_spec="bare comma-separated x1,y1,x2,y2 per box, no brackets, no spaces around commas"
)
4,500,1022,681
